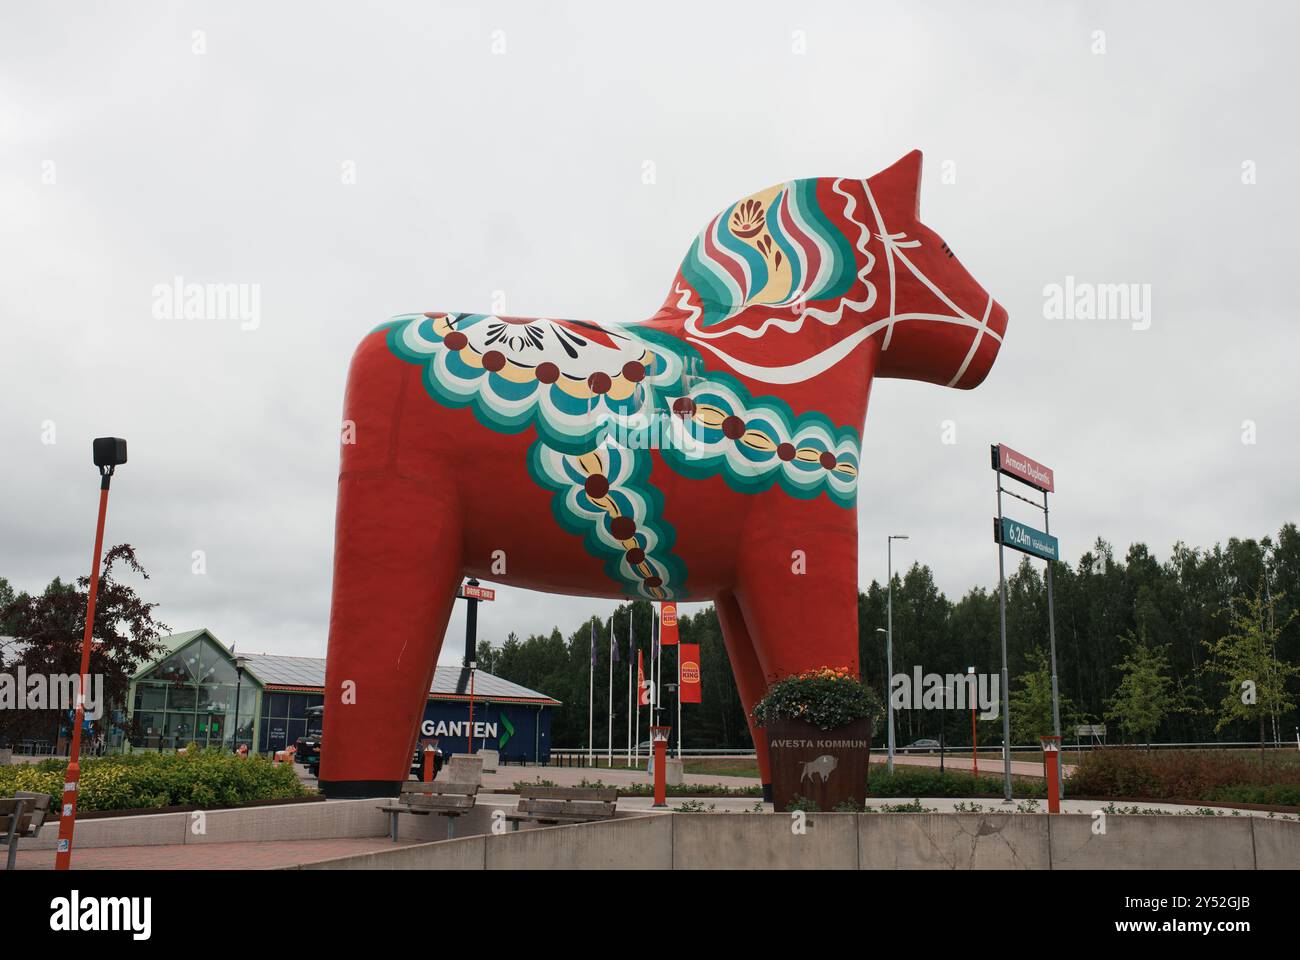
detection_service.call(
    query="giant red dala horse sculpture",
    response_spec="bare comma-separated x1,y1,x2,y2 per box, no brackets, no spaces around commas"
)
320,150,1008,797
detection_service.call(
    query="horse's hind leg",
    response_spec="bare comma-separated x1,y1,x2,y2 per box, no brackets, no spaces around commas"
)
715,590,774,801
319,470,463,798
734,526,861,680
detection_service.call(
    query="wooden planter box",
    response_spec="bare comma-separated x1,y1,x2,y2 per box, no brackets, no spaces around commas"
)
766,717,872,812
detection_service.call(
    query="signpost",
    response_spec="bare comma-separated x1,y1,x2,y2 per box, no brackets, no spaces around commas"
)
990,443,1061,803
461,583,496,602
457,579,495,755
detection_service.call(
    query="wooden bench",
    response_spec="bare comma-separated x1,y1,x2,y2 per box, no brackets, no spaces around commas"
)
377,781,478,841
504,786,618,830
2,792,52,871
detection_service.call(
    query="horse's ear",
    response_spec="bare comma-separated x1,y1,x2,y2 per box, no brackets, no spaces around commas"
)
875,149,923,218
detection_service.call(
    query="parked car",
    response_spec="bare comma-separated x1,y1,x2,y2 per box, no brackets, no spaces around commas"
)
903,738,941,753
297,706,443,779
296,733,323,770
300,739,443,780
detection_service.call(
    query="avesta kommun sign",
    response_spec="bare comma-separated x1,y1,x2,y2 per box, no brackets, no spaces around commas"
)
994,516,1059,562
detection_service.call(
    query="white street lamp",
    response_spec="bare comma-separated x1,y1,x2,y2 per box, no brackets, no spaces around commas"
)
886,534,909,775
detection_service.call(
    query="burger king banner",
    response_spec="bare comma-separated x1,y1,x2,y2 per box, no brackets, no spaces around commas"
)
659,601,679,646
679,643,702,703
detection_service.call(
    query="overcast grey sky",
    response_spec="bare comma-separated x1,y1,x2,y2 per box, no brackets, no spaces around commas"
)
2,1,1296,662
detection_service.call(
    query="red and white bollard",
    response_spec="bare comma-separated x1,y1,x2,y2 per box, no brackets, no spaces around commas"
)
1040,735,1061,813
423,744,437,782
650,725,671,808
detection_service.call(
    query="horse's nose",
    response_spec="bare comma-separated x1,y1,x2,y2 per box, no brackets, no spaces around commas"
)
988,298,1009,338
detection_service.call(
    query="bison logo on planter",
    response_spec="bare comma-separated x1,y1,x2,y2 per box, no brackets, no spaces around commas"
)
319,150,1007,800
800,754,839,784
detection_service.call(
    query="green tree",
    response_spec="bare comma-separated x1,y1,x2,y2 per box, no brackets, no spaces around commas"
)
0,545,168,747
475,637,498,673
1105,629,1182,746
1203,587,1300,762
1008,647,1082,743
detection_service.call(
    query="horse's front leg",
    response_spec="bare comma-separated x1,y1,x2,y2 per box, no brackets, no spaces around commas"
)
733,512,861,683
320,331,465,797
714,589,775,801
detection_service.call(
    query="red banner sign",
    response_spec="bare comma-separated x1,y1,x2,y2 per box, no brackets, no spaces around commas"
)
659,601,679,646
638,651,652,706
461,583,495,601
993,444,1054,493
679,643,701,703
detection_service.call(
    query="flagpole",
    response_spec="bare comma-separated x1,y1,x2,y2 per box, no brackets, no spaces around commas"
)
587,618,594,768
655,606,663,732
677,638,683,757
607,614,613,769
626,607,633,767
650,605,656,737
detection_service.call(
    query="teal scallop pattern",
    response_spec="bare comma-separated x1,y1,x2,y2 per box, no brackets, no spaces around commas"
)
381,313,862,598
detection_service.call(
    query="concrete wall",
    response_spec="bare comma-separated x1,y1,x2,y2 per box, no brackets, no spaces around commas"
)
673,813,858,869
859,812,1051,869
297,812,1300,870
1049,814,1257,870
22,797,553,850
25,798,386,850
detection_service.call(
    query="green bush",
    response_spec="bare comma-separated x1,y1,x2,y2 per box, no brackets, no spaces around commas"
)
1206,784,1300,807
0,748,309,812
1066,748,1300,806
752,667,884,730
867,765,1046,799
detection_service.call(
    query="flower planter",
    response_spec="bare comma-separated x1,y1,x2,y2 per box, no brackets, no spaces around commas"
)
765,717,872,812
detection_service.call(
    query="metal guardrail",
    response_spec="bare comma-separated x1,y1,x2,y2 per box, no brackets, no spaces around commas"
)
549,740,1300,765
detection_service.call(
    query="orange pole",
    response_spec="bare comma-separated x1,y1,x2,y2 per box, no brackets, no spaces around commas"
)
55,481,111,871
653,738,667,807
971,703,978,777
423,745,435,782
1041,735,1061,813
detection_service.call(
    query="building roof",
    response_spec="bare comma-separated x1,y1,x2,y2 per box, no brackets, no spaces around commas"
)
138,629,560,706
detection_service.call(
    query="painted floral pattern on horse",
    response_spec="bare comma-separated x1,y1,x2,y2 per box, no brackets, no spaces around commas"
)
385,311,685,455
381,308,862,599
679,178,859,330
529,439,686,600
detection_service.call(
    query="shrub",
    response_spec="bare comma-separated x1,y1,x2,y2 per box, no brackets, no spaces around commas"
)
0,748,309,812
1066,748,1300,805
752,666,884,730
867,765,1046,799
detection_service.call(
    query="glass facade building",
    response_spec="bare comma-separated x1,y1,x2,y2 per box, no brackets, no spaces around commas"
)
129,630,262,751
126,629,558,758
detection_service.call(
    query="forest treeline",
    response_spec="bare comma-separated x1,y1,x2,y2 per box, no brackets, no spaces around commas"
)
477,523,1300,751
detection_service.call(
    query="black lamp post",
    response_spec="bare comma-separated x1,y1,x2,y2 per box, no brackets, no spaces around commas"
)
232,656,248,752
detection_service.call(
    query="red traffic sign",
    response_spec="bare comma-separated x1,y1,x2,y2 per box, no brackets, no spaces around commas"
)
461,583,495,602
991,443,1054,493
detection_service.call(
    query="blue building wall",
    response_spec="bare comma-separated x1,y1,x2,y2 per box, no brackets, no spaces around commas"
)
419,700,552,763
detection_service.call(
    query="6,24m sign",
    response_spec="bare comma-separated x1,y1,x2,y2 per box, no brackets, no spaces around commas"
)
993,516,1060,562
